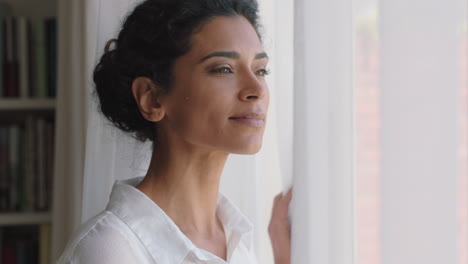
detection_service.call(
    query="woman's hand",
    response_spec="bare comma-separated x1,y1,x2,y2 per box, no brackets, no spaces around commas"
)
268,188,292,264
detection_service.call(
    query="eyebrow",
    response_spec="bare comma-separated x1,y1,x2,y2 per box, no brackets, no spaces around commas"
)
199,51,269,63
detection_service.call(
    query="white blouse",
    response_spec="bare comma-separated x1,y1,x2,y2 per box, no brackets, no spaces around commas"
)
57,177,258,264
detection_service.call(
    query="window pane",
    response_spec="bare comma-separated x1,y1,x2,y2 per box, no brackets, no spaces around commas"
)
355,1,381,263
457,22,468,264
355,1,467,263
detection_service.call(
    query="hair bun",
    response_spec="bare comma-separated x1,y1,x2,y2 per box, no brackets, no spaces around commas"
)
104,39,118,54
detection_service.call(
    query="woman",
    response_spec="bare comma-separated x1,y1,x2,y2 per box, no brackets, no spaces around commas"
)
58,0,291,263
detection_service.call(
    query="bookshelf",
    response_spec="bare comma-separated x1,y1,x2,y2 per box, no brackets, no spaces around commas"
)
0,99,56,110
0,0,57,263
0,213,52,226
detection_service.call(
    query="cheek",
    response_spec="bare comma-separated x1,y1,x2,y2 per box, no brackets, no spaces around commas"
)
166,93,231,137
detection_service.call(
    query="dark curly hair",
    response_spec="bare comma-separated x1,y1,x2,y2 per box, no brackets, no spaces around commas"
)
93,0,261,144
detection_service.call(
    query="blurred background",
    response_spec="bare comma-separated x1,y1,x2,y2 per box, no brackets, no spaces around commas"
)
0,0,466,263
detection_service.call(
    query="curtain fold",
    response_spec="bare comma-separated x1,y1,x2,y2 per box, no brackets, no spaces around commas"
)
51,0,87,260
292,0,355,263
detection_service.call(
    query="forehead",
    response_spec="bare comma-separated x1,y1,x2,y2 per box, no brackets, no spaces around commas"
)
188,15,264,58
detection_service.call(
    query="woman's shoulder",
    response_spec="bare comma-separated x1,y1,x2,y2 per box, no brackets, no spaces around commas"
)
56,210,153,263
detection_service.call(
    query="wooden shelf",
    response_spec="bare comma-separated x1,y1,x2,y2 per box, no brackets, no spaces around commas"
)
0,212,52,226
0,99,56,111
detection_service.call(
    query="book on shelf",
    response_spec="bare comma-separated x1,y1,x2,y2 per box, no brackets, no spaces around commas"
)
0,2,57,99
31,17,47,98
0,2,12,100
8,125,19,213
0,116,55,212
3,16,18,98
17,17,30,99
46,18,57,98
0,224,51,264
0,126,8,210
39,224,50,264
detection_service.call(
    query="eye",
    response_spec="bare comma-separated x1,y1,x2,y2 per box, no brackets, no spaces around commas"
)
255,68,271,77
210,66,233,74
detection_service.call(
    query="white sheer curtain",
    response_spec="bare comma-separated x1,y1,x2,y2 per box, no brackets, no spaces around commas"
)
293,0,467,264
80,0,152,224
51,0,87,260
292,0,355,263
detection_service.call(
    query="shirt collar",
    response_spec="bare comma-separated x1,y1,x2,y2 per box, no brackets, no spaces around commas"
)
105,176,254,264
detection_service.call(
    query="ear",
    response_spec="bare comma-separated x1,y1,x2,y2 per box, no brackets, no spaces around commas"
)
131,77,165,122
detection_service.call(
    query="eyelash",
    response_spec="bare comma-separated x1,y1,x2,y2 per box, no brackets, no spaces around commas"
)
256,68,271,77
210,67,271,77
211,67,233,74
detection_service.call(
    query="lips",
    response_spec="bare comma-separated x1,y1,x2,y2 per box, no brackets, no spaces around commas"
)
229,112,265,127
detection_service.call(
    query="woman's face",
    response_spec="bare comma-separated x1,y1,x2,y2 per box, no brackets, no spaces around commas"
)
160,15,269,154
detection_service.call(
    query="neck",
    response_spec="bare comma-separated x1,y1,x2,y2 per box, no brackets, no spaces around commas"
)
136,135,229,237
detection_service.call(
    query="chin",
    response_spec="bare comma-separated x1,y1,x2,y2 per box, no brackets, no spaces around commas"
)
230,142,263,155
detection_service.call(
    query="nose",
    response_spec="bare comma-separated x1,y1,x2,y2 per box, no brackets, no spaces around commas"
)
238,70,268,102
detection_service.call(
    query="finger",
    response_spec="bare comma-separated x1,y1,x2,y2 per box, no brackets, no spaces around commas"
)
273,193,284,208
276,189,292,216
274,193,282,202
271,193,282,215
284,187,293,202
276,188,292,207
